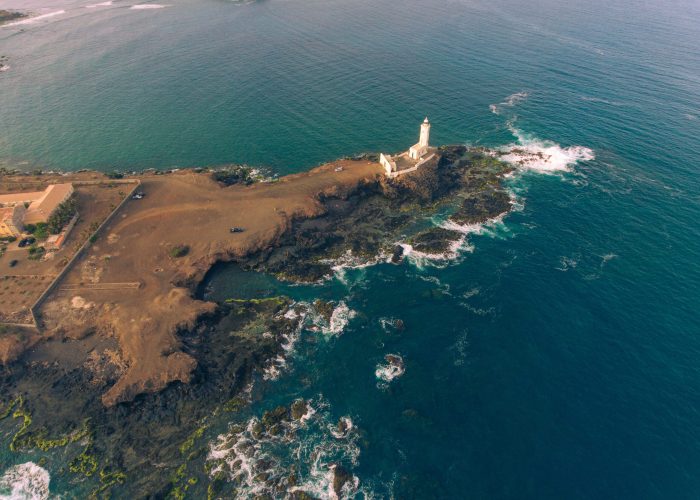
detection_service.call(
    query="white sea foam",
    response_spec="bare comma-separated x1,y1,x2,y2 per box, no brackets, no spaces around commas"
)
581,96,626,106
330,416,354,439
601,253,618,265
398,208,512,268
2,10,66,27
490,91,529,115
0,463,50,500
555,255,579,271
262,303,307,380
323,301,356,336
489,93,595,174
129,4,170,9
207,398,362,499
496,128,595,174
398,236,472,269
327,250,388,285
375,354,405,387
378,317,399,332
0,65,9,72
86,1,113,7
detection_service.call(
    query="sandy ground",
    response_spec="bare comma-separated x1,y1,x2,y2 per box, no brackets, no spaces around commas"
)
0,181,127,324
37,159,383,406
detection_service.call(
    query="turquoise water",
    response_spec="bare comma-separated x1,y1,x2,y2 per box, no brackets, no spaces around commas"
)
2,0,700,497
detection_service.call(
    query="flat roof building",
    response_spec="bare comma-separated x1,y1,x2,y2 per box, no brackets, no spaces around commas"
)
0,190,44,206
23,183,74,224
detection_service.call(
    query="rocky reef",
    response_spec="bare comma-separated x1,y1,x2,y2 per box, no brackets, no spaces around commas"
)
0,145,514,497
0,297,304,496
240,146,513,280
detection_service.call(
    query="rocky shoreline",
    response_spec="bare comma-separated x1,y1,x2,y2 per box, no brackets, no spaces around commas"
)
0,145,515,496
0,10,25,26
240,145,514,281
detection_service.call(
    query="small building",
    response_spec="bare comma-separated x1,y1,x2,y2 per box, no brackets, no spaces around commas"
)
23,183,74,225
45,212,78,250
380,118,436,178
0,204,26,237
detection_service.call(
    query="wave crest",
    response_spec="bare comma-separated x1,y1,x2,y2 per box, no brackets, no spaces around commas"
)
497,128,594,173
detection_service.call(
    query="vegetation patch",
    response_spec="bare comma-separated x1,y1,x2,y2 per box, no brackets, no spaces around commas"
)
27,245,45,260
169,245,190,258
47,196,78,234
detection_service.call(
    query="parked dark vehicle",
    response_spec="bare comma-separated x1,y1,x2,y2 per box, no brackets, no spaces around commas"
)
132,192,145,200
230,227,245,233
8,259,18,268
18,237,35,248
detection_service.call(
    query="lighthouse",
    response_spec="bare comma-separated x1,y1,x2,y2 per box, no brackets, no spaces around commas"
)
379,117,436,178
419,117,430,147
409,117,431,160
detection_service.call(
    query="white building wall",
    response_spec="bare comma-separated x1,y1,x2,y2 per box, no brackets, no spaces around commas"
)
419,121,430,147
379,153,396,176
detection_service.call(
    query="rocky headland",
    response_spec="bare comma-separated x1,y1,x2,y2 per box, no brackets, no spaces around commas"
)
0,145,514,496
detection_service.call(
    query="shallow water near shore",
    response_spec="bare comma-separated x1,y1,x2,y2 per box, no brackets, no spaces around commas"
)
2,0,700,497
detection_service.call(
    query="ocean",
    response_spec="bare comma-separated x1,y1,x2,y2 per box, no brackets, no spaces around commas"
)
1,0,700,497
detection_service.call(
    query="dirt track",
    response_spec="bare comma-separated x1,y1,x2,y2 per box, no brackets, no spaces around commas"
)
38,159,383,406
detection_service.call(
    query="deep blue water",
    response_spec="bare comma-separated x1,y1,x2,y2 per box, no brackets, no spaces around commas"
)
1,0,700,497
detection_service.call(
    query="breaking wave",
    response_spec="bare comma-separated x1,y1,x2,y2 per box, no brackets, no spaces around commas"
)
490,91,529,115
206,398,362,499
375,354,405,388
0,463,51,500
262,304,307,381
129,4,170,9
497,128,595,173
490,92,595,173
86,1,113,7
303,300,357,337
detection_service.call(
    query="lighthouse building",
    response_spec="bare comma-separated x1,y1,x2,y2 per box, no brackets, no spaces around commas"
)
379,118,436,178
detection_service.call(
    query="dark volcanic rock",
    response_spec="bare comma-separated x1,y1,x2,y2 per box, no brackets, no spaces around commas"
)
313,300,335,323
242,146,512,282
290,399,308,420
451,188,512,225
410,227,463,254
0,10,25,25
0,146,515,497
391,244,404,263
332,464,353,497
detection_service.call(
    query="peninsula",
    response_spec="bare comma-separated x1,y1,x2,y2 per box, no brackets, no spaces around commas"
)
0,121,517,495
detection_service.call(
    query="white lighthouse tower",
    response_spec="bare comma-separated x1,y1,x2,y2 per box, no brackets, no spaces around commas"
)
409,117,431,160
379,117,436,178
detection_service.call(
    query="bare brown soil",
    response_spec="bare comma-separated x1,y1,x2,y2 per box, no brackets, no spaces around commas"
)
33,159,382,406
0,179,127,325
